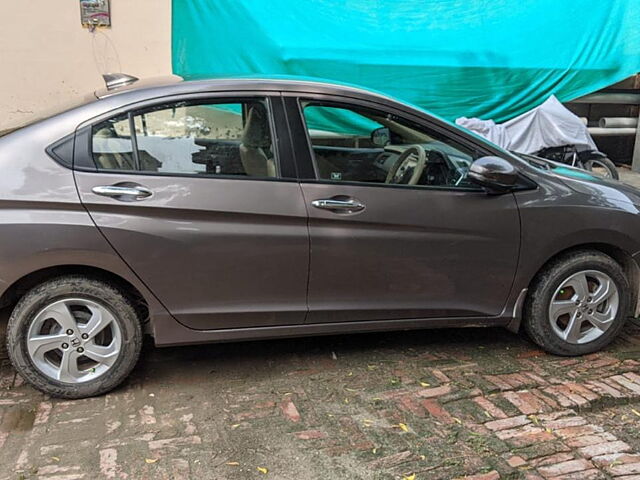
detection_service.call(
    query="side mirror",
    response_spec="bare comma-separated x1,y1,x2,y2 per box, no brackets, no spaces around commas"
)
468,156,518,193
371,127,390,147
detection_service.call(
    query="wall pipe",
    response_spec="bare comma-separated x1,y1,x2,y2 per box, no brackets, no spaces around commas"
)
588,127,637,136
598,117,638,128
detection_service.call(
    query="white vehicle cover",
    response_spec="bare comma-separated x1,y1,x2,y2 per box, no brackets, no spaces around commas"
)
456,95,597,154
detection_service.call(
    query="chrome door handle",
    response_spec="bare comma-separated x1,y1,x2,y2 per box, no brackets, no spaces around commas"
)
311,198,365,213
92,185,153,200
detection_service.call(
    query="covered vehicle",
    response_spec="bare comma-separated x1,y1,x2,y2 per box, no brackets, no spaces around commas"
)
456,96,596,154
456,96,618,179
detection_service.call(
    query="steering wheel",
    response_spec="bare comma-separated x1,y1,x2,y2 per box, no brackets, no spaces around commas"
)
385,145,427,185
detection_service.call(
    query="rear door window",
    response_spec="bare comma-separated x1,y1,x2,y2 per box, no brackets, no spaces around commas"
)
91,99,278,178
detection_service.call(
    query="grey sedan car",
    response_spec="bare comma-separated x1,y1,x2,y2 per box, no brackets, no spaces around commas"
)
2,74,639,398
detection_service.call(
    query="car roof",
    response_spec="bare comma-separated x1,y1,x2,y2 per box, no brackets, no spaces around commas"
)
94,74,407,109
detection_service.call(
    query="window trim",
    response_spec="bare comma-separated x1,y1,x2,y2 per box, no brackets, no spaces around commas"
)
77,93,292,181
293,95,488,192
127,112,141,170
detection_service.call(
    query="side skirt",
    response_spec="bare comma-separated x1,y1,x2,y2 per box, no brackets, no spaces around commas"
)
152,313,511,347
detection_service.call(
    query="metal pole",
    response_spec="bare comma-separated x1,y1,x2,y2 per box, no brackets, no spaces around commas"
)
632,108,640,172
571,92,640,104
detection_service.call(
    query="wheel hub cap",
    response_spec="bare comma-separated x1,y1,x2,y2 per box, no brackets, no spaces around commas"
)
26,298,122,383
548,270,619,345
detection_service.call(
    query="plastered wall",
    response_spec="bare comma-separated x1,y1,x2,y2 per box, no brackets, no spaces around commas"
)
0,0,172,130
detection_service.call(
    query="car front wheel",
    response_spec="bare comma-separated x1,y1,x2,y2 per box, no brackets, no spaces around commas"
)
7,275,142,398
524,250,629,356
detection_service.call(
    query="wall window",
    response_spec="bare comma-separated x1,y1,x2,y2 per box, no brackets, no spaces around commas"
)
92,99,277,178
301,102,481,189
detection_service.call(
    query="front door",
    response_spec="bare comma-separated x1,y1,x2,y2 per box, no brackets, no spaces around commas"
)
289,97,521,323
74,95,309,330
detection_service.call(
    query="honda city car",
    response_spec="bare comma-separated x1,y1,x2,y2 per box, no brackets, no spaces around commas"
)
1,74,639,398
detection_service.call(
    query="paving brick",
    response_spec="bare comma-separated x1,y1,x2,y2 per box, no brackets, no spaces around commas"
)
502,390,548,414
609,376,640,395
485,415,530,431
380,388,415,400
537,410,575,422
495,424,545,440
592,453,640,467
524,372,550,385
530,453,575,468
431,368,451,383
148,435,202,450
624,372,640,384
504,373,534,388
546,468,602,479
587,357,620,369
537,458,595,477
508,430,556,448
415,384,452,398
33,401,53,426
578,441,632,458
294,430,327,440
554,424,603,439
485,375,514,391
368,450,413,469
421,398,455,424
543,387,577,408
564,382,600,401
565,433,617,448
280,397,301,423
609,463,640,476
531,390,561,409
99,448,118,479
585,380,626,398
472,396,508,419
457,471,500,480
338,417,374,451
396,395,426,417
507,455,527,467
553,385,591,407
544,416,587,430
232,408,274,421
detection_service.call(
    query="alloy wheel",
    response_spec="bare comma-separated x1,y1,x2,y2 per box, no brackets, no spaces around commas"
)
548,270,619,344
26,298,122,383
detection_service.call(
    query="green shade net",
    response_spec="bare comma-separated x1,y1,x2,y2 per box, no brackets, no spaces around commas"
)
172,0,640,122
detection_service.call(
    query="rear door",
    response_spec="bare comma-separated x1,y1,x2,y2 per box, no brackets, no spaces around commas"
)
74,94,309,330
285,95,521,323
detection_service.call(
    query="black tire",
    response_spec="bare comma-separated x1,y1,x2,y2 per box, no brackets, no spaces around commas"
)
6,275,143,398
523,250,629,356
582,156,619,180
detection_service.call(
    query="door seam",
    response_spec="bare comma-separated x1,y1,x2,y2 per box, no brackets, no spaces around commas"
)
297,184,313,324
280,92,312,323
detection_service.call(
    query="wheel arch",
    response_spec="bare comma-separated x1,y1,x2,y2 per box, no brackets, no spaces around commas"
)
0,265,151,331
508,242,640,332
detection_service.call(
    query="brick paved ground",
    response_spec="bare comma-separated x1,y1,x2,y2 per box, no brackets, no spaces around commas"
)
1,311,640,480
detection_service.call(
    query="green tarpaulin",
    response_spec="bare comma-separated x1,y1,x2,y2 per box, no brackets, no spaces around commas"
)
172,0,640,122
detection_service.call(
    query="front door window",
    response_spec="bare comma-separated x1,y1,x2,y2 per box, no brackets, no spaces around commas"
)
302,102,481,189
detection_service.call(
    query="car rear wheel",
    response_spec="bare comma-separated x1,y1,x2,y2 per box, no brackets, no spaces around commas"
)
524,250,629,356
7,275,142,398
